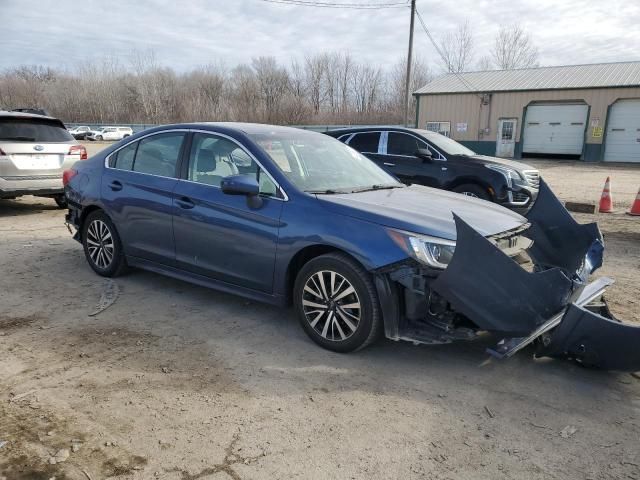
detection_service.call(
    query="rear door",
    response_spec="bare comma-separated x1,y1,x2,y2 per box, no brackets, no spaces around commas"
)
0,115,79,181
101,131,187,265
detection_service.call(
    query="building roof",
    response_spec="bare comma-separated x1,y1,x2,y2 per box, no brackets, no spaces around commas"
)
414,61,640,95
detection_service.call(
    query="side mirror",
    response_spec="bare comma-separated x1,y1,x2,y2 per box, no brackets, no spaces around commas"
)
221,174,259,196
415,148,433,162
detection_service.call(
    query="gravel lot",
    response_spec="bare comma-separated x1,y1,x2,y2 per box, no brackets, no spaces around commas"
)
1,145,639,479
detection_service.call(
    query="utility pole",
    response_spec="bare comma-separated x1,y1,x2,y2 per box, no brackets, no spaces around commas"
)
404,0,416,127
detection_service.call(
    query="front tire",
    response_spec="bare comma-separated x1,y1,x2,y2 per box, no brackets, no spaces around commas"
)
452,183,491,201
294,253,382,352
96,135,103,141
82,210,127,277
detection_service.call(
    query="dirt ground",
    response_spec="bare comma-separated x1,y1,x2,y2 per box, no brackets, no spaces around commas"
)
1,150,639,479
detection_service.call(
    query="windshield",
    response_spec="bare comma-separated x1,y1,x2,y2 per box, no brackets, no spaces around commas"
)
413,129,476,156
0,118,74,142
248,129,402,193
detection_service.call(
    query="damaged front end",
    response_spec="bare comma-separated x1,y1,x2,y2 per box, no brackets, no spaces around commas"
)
375,179,640,371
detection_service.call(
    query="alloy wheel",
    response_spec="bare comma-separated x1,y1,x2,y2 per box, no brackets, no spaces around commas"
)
302,270,361,342
460,191,479,198
86,219,114,269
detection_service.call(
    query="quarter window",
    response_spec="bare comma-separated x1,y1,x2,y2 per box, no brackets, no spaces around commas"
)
387,132,425,156
348,132,380,153
111,141,137,170
188,133,278,197
132,133,185,177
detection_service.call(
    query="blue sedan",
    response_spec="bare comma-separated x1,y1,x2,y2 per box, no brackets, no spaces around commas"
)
63,123,639,369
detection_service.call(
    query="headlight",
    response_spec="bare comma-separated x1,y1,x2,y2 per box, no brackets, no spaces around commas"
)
485,164,523,183
387,229,456,269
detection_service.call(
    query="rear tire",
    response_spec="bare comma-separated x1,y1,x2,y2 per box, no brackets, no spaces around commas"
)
53,195,67,209
294,252,382,353
82,210,127,277
452,183,491,201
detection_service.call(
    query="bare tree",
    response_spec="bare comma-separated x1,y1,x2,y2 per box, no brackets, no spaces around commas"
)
475,55,494,71
439,20,474,73
304,54,327,115
491,24,539,70
387,57,432,123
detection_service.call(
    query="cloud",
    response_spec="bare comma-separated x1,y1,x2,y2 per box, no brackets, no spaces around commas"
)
0,0,638,72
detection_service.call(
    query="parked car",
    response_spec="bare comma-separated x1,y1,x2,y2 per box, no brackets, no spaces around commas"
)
0,111,87,208
87,126,133,141
63,123,638,370
68,125,92,140
326,127,540,211
11,107,51,116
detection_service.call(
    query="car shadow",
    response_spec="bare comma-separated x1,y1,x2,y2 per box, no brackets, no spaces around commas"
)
59,264,635,416
0,197,60,217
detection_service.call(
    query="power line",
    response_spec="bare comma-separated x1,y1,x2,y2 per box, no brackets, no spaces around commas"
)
257,0,409,9
415,7,484,97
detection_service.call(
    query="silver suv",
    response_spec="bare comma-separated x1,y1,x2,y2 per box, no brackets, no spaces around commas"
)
0,111,86,208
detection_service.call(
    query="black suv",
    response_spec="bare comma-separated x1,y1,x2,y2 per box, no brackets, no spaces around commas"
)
326,127,540,210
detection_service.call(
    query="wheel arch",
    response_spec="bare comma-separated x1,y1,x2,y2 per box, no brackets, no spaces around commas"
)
78,204,105,231
284,244,367,305
446,177,495,200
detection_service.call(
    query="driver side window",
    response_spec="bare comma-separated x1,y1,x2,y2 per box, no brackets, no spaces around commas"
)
387,132,424,156
188,133,278,196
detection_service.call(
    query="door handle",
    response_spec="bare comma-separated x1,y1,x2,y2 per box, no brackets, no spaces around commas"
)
176,197,195,209
109,180,123,191
383,162,396,166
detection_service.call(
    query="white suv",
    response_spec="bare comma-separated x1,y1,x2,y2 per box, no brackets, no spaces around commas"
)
0,111,87,208
88,126,133,141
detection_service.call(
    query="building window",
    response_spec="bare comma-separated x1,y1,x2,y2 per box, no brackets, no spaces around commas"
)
425,121,451,137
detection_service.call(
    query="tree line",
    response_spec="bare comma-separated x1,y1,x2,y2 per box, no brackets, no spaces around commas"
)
0,23,539,125
0,52,431,126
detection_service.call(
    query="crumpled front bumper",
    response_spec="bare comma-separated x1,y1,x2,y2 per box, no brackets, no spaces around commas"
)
430,179,640,371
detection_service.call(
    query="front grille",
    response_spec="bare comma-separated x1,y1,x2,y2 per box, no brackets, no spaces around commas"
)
488,223,533,257
522,170,540,188
0,175,61,181
512,191,530,203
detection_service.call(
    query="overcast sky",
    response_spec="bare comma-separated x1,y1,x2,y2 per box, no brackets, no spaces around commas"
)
1,0,639,74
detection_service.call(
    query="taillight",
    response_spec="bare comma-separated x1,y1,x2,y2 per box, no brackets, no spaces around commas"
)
68,144,88,160
62,169,77,186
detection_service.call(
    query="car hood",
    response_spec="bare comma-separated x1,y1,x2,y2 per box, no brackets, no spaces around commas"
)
468,155,535,172
318,185,527,240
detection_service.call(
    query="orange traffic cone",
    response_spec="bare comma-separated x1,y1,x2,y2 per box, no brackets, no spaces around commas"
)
599,177,614,213
627,188,640,216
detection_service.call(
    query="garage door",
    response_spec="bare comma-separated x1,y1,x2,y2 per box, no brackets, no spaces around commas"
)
522,104,589,155
604,100,640,163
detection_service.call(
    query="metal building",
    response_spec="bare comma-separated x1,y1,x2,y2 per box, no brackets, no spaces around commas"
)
413,61,640,162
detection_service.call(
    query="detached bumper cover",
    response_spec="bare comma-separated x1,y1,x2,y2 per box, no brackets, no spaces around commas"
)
431,178,639,371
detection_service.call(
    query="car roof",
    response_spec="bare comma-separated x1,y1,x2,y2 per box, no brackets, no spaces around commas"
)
201,122,317,136
325,126,438,137
0,110,62,122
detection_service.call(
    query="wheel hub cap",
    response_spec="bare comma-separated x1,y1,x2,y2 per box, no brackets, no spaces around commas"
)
302,270,361,342
86,219,114,269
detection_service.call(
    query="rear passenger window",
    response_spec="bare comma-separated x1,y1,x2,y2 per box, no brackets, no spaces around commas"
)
387,132,422,156
111,141,137,170
132,133,185,177
348,132,380,153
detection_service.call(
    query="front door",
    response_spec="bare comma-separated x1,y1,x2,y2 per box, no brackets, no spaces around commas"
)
496,118,517,158
172,132,284,293
382,131,443,187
